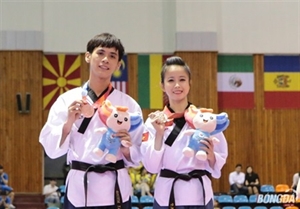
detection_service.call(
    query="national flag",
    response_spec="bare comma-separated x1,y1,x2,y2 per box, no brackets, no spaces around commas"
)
138,54,172,109
217,55,254,109
142,132,149,142
111,55,128,93
42,54,81,110
111,81,127,94
264,55,300,109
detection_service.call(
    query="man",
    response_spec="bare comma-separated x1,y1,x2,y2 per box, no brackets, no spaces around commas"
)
0,195,11,209
292,172,300,190
43,178,60,207
229,164,248,195
39,33,144,209
0,165,15,209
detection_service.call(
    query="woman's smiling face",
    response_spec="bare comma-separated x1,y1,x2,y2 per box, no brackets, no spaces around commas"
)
161,65,191,103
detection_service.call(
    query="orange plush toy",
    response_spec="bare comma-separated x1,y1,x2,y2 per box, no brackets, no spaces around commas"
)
183,105,230,161
93,100,143,163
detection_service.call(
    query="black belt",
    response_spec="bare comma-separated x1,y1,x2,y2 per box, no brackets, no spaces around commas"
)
160,169,210,209
71,160,125,209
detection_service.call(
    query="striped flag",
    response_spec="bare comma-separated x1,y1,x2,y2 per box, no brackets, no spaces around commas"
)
264,55,300,109
111,55,128,93
43,54,81,110
138,54,172,109
217,55,254,109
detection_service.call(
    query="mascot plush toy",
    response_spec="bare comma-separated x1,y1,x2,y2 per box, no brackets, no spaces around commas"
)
93,100,143,163
183,105,229,161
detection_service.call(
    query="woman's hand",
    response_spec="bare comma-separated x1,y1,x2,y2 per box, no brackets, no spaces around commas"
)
148,111,166,136
201,138,216,168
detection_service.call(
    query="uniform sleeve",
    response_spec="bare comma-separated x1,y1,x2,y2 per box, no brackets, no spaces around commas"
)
39,96,70,159
207,132,228,178
140,118,165,174
123,104,144,167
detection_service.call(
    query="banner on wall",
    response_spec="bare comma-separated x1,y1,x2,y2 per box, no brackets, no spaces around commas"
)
42,54,81,110
111,55,128,94
264,55,300,109
217,55,255,109
138,54,172,109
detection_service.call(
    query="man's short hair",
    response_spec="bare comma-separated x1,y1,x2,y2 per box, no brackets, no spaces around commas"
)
235,164,242,168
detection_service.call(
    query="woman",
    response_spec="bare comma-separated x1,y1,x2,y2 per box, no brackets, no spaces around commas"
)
244,166,260,195
141,56,228,209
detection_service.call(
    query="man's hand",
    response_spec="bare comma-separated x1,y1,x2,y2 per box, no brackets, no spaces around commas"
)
114,129,132,161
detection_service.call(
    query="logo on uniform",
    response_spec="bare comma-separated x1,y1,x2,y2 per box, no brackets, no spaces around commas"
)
142,132,149,142
273,75,291,88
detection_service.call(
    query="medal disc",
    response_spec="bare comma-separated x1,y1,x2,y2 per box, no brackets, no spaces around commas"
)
81,104,94,118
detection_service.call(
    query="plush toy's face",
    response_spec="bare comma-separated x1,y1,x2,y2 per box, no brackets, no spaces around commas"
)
193,112,217,132
106,109,131,132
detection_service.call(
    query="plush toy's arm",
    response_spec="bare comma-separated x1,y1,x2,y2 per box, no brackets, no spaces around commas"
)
94,127,108,134
183,129,196,136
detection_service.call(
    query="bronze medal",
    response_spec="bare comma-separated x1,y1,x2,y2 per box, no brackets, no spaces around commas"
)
81,104,94,118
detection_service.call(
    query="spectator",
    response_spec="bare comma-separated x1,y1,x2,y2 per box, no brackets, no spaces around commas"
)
296,175,300,199
213,199,220,209
134,167,153,197
244,166,260,194
0,195,10,209
43,178,60,208
292,172,300,190
229,164,248,195
0,165,15,209
129,163,143,195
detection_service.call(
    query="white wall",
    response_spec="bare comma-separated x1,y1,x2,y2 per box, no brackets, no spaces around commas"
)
1,1,43,31
176,1,220,32
1,0,300,53
218,1,299,54
0,1,43,49
42,1,175,53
